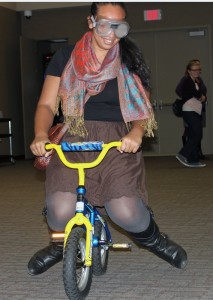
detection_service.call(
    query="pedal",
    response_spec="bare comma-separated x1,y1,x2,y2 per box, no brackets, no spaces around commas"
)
51,233,65,240
111,243,132,249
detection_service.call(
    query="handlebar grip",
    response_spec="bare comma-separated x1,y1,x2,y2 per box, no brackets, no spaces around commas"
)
61,141,104,152
45,142,51,152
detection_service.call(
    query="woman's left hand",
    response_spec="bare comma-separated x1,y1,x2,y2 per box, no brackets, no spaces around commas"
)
200,95,207,103
117,123,144,153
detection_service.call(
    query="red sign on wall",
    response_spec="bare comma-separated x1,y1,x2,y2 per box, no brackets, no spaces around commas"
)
144,9,162,21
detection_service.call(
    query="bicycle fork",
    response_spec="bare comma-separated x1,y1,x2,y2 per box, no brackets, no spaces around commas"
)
64,213,93,266
64,185,93,267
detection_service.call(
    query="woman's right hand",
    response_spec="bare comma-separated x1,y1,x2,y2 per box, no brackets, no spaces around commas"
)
30,135,52,157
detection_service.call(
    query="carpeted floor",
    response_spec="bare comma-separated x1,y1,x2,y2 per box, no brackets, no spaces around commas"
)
0,156,212,300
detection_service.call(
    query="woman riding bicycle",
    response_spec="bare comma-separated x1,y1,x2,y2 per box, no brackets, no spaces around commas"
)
28,2,187,276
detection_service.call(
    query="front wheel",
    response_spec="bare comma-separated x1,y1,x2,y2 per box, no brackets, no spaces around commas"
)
63,227,92,300
92,221,109,276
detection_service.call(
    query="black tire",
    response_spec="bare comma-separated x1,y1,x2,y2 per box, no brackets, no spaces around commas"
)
63,227,92,300
92,221,109,276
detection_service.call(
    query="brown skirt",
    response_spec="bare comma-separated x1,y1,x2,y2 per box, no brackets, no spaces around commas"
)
46,121,148,206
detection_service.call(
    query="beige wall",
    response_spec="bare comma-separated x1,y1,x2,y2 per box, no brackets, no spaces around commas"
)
0,3,16,10
19,2,213,42
16,2,91,11
0,2,90,11
1,2,213,156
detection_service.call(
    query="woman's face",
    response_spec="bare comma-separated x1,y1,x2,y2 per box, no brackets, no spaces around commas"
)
88,4,126,56
188,63,201,80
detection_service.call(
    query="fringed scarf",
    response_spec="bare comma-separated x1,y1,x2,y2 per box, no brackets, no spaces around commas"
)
57,31,157,137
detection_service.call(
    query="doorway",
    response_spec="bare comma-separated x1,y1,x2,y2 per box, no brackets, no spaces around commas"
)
20,38,68,159
130,26,212,156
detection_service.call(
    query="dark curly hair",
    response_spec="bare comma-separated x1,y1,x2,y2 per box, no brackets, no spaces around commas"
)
90,2,151,91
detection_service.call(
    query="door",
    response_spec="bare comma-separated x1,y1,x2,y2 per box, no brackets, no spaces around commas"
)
131,27,212,155
20,37,42,159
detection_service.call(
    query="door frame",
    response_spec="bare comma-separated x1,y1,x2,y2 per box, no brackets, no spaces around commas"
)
130,24,213,155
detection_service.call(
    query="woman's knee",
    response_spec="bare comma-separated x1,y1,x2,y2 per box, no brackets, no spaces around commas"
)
46,207,75,231
105,196,150,232
45,191,77,231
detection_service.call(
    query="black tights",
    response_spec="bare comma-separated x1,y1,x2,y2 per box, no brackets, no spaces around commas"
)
46,191,150,234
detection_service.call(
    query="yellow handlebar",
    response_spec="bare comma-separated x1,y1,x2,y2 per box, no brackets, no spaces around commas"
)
46,141,122,186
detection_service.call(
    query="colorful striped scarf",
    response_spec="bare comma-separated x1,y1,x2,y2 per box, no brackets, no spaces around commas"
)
57,31,156,137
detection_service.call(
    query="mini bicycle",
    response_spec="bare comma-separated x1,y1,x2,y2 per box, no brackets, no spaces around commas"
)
46,141,131,300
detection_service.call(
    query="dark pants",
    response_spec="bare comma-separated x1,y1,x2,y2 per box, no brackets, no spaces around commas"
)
179,111,202,163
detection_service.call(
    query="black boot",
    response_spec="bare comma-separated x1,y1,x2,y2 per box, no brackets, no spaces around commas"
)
27,242,63,276
129,216,187,269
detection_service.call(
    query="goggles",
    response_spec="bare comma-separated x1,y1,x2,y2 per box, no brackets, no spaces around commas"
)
91,15,130,39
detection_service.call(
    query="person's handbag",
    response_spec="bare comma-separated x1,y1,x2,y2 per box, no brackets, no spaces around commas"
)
172,99,184,117
33,123,68,170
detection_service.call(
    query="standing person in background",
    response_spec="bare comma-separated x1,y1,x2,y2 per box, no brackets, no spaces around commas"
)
176,59,208,160
176,59,207,167
27,2,187,276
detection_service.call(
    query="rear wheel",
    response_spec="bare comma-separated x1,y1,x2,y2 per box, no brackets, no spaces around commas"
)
63,227,92,300
92,221,109,276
